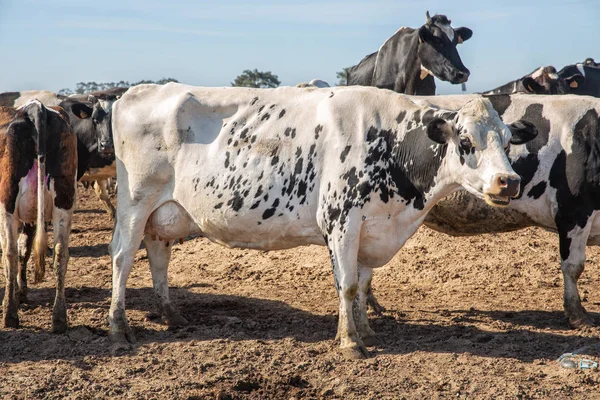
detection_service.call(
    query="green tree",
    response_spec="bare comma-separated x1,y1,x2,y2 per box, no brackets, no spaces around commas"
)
231,69,280,88
58,78,179,95
336,68,349,86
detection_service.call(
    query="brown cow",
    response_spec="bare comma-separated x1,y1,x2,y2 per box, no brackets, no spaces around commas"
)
0,100,79,333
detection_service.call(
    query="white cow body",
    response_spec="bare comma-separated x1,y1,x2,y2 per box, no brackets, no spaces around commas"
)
108,83,535,358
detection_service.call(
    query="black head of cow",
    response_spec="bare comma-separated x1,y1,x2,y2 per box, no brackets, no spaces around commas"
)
417,11,472,84
557,64,587,91
583,57,598,67
62,97,114,156
425,99,538,207
520,66,566,94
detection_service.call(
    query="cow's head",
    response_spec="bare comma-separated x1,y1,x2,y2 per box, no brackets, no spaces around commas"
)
67,97,114,156
521,66,566,94
583,58,598,67
417,11,472,84
427,98,537,207
558,64,587,91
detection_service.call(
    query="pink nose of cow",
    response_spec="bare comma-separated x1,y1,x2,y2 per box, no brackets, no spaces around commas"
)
494,174,521,198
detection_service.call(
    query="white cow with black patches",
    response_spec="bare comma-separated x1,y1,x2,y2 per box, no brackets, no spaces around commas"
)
409,93,600,329
108,83,536,359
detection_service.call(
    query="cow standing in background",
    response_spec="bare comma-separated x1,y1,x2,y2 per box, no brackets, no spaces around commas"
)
558,64,600,97
107,83,537,358
347,12,472,95
0,100,80,332
0,90,67,108
361,93,600,330
482,66,565,95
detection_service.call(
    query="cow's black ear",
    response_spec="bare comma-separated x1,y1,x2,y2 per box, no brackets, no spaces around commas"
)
455,27,472,44
508,120,538,145
418,25,434,43
522,77,544,94
563,73,585,89
71,103,93,119
426,118,453,144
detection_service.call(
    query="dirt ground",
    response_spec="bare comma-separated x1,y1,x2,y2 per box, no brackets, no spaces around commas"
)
1,186,600,399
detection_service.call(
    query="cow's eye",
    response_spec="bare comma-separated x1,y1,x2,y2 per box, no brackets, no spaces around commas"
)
460,137,472,150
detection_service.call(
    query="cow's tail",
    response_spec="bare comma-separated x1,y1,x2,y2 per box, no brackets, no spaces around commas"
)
24,100,48,283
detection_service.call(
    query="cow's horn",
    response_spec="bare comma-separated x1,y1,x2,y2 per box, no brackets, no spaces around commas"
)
425,11,432,24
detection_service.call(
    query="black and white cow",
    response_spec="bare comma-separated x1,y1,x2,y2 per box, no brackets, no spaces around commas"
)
582,58,599,68
0,100,79,332
558,64,600,98
346,12,472,95
107,83,537,358
482,66,565,95
394,93,600,329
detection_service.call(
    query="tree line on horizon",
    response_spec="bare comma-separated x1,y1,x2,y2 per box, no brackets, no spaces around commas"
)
57,68,349,94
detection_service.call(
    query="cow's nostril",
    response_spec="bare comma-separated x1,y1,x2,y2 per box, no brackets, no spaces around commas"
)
498,176,508,187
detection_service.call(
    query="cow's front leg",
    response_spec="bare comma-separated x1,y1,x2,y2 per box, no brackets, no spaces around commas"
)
143,235,188,327
51,209,73,333
326,228,368,359
559,224,593,328
1,214,20,328
17,224,35,303
354,265,379,346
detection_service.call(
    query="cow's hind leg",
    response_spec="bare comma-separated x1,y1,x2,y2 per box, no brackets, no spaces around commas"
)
143,235,188,327
51,208,73,333
17,224,35,303
354,265,379,346
559,224,593,328
1,212,20,328
94,180,116,220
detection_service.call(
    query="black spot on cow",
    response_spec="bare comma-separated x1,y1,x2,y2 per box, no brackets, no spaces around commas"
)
329,92,334,98
261,113,270,121
227,191,244,212
291,128,296,139
484,94,512,117
250,201,260,210
340,145,352,163
521,103,551,154
396,111,407,124
527,181,547,199
314,125,323,139
294,158,303,175
250,97,259,106
284,127,292,137
224,152,230,168
279,109,286,119
214,202,223,210
297,180,307,198
511,154,539,199
421,109,435,125
262,198,280,219
240,128,249,140
227,138,232,145
258,105,265,114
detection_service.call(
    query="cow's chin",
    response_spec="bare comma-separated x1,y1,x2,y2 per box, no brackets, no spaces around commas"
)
484,193,511,208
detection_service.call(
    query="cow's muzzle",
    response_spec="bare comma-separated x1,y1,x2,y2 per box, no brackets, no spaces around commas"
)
99,140,114,155
484,174,521,207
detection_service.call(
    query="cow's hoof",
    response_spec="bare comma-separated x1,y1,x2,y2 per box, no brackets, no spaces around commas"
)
569,314,594,329
51,319,68,334
361,334,381,347
3,314,19,329
367,293,386,316
340,343,370,360
109,327,137,345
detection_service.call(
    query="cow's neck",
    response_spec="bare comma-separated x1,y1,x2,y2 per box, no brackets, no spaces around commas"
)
405,43,436,95
387,129,449,211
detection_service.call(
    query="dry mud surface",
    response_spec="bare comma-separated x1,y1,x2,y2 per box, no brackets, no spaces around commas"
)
1,187,600,399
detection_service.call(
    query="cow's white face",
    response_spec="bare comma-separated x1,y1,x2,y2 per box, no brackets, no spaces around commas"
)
431,99,537,207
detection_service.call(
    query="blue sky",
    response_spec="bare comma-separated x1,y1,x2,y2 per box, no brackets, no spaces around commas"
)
0,0,597,94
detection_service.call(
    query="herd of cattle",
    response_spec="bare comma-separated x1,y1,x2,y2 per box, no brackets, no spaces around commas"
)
1,11,599,359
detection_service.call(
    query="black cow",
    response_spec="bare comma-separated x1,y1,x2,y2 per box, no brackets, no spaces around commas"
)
558,64,600,97
58,97,116,218
482,66,566,95
346,12,472,95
